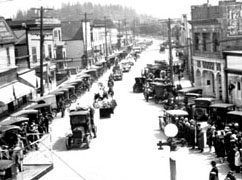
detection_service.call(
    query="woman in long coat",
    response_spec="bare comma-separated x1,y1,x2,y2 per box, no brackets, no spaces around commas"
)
206,125,215,152
197,126,204,152
234,146,241,173
216,135,226,163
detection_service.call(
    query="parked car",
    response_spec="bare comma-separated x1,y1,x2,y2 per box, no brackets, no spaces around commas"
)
132,46,142,54
121,60,131,72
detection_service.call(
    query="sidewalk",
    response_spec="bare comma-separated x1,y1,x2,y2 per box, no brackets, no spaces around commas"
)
173,145,242,180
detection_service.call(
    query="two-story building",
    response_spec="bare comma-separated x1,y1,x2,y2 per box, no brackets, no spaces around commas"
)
190,3,225,101
61,20,92,72
0,17,35,119
7,18,64,95
190,0,242,106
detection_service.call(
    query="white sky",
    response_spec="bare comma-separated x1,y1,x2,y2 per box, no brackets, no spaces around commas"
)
0,0,221,19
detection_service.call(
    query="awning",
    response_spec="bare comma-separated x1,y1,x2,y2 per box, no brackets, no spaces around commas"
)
0,84,15,104
0,81,34,105
19,73,41,88
13,82,35,99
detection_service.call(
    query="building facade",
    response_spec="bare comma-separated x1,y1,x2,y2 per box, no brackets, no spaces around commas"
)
190,0,242,106
0,17,35,119
190,3,225,101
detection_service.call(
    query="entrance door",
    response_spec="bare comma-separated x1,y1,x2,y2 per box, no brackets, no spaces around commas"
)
8,102,14,113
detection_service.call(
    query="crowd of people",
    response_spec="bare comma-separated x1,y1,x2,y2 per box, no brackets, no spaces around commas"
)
169,114,242,179
207,122,242,175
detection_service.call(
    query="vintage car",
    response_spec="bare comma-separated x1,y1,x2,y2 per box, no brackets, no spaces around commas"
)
29,94,59,117
177,86,203,103
209,103,236,129
0,125,24,178
159,109,189,131
66,109,93,150
226,111,242,131
113,69,123,81
121,60,131,72
133,77,146,93
193,97,215,122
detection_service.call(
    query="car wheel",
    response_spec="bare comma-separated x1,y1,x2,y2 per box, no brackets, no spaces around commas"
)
52,109,58,118
70,94,77,103
64,99,72,108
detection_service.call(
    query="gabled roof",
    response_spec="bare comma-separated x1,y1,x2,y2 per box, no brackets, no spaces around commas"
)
61,21,83,41
0,17,16,45
13,30,25,45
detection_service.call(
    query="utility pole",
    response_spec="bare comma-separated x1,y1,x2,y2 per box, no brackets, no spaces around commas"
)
40,6,44,96
81,12,92,68
104,16,108,60
167,18,174,86
133,19,136,46
124,19,128,45
117,20,122,50
159,18,181,87
31,6,53,97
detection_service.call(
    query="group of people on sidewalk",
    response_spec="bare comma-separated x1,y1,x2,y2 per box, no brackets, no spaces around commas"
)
169,115,242,179
209,160,237,180
207,122,242,179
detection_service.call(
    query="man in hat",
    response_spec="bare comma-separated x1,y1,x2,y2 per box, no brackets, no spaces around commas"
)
209,161,219,180
225,170,236,180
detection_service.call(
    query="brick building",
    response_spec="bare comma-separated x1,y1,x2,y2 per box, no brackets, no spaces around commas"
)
190,0,242,105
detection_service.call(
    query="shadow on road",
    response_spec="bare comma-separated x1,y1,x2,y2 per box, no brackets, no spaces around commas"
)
52,136,91,152
52,136,67,151
153,129,167,141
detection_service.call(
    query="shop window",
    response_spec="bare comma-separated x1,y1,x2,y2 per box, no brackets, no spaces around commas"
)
212,33,219,52
54,30,58,38
6,47,10,65
23,95,27,104
197,61,201,68
202,33,209,52
58,30,61,41
203,61,214,70
238,82,241,91
48,45,52,58
32,47,37,62
216,63,221,71
8,102,14,113
207,80,210,85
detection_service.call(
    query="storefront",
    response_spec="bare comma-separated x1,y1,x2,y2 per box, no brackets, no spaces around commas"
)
0,81,35,119
223,51,242,107
193,56,225,101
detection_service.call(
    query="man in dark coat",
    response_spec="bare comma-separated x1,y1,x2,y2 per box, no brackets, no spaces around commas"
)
197,125,204,152
209,161,219,180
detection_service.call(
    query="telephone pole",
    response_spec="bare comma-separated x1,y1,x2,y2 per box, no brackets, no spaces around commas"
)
31,6,53,97
124,19,128,45
159,18,181,87
133,19,136,46
81,12,92,68
104,16,108,59
117,20,122,50
167,18,173,86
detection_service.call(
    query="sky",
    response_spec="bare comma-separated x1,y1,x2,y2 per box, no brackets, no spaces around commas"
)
0,0,221,19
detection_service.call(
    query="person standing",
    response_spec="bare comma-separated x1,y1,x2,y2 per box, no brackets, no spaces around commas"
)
58,97,66,118
206,124,215,152
234,146,241,173
209,161,219,180
224,171,236,180
197,124,204,152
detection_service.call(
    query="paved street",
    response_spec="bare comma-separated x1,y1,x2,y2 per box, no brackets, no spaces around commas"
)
39,39,242,180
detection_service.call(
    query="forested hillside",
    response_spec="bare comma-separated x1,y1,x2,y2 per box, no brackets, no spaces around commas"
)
14,2,164,36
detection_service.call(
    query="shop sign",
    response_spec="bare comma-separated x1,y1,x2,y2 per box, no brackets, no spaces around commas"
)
226,4,242,37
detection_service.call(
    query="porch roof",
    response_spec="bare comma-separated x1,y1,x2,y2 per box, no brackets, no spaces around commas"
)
223,50,242,56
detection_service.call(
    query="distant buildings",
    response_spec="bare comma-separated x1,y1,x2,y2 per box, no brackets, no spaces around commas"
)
0,16,133,119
